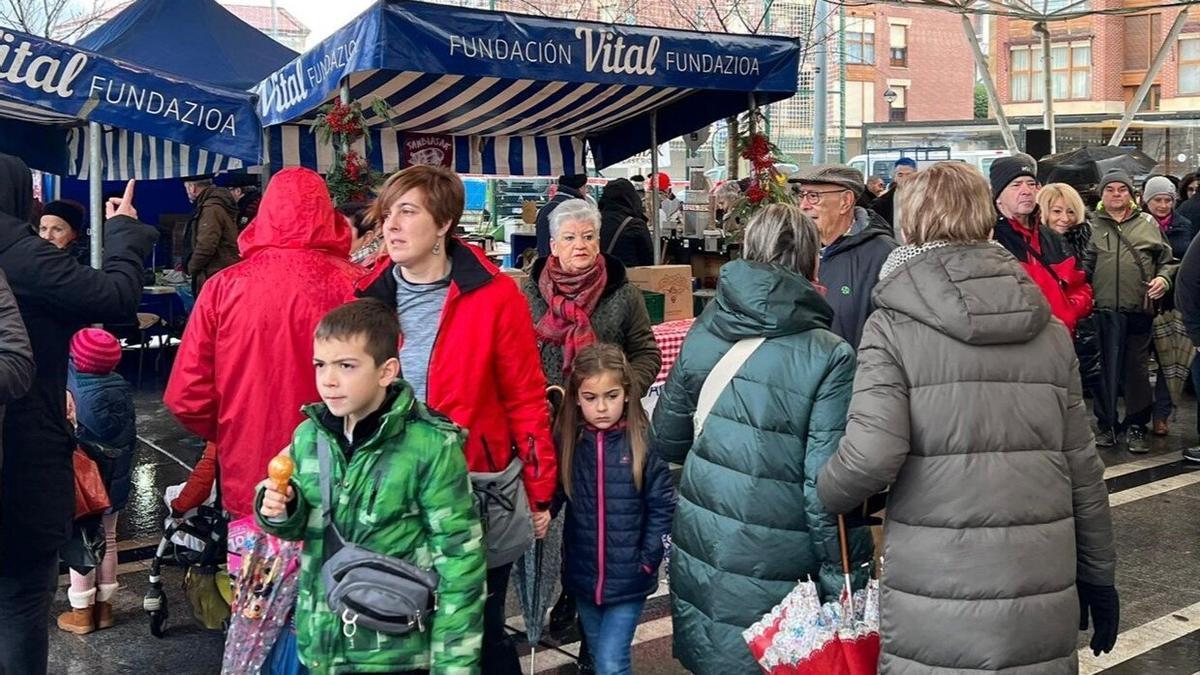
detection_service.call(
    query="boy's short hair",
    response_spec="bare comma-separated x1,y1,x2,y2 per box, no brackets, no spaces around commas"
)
314,299,399,366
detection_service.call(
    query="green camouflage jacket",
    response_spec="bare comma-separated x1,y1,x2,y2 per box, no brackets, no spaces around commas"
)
257,383,486,674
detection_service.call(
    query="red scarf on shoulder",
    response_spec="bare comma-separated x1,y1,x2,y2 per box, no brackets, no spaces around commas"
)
536,255,608,374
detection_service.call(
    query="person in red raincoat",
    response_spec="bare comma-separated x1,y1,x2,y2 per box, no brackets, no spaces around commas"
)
165,168,362,518
990,155,1093,336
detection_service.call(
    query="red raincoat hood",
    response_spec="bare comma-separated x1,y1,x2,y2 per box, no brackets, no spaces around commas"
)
238,167,351,258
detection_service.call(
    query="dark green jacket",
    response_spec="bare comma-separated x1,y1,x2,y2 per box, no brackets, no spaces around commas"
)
1087,203,1178,313
651,260,873,675
257,383,486,675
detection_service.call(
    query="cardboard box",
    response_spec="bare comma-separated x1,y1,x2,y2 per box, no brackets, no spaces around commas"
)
628,265,694,322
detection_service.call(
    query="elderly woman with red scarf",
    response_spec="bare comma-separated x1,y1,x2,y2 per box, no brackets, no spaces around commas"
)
521,198,661,671
523,198,661,395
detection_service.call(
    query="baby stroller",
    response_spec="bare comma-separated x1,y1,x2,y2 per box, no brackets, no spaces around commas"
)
144,446,230,638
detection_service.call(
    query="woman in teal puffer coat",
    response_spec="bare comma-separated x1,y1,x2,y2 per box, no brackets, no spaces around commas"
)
651,204,874,675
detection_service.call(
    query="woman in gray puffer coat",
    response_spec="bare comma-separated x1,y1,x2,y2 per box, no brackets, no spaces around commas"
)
818,162,1118,675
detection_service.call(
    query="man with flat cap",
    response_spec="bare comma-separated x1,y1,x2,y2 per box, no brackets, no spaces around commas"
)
536,173,589,257
214,173,262,231
795,164,897,348
182,174,239,294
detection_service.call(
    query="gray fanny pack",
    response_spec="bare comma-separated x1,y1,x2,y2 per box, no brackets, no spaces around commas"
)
316,435,439,638
469,454,534,569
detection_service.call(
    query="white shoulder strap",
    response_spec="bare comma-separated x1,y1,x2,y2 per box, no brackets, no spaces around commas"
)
694,337,765,433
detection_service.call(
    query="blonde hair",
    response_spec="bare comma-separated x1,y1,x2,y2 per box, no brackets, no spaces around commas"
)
1036,183,1086,228
899,162,995,245
555,344,649,500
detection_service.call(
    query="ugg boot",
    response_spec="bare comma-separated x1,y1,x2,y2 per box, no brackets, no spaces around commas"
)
58,588,96,635
95,583,118,630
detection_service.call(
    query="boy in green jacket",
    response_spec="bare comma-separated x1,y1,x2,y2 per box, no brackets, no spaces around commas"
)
257,299,485,674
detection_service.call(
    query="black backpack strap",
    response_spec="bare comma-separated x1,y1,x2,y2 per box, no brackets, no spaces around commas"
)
316,434,345,562
606,216,634,255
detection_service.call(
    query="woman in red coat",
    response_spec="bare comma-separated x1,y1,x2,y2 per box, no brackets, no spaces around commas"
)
165,168,363,519
356,165,557,674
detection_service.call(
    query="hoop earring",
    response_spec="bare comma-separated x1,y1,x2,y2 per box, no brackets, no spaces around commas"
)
432,241,441,255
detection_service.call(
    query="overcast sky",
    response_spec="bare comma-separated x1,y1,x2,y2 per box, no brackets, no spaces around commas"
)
257,0,375,45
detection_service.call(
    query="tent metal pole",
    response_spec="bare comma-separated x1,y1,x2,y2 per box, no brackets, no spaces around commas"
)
650,111,661,265
960,15,1018,153
88,121,103,270
1110,9,1187,147
262,129,273,185
813,0,829,164
1035,23,1056,155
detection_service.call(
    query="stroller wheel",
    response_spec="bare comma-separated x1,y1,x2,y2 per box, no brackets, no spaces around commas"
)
144,584,169,638
148,606,168,638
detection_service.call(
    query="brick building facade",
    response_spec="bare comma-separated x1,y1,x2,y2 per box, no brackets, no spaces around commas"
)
991,1,1200,118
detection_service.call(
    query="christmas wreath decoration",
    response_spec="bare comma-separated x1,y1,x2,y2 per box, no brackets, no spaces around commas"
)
724,114,794,241
312,99,392,205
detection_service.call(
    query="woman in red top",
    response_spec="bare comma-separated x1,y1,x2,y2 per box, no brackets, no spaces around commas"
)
355,165,556,674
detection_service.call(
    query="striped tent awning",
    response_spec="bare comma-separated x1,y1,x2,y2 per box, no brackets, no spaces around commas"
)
69,126,246,181
0,25,261,179
256,0,801,176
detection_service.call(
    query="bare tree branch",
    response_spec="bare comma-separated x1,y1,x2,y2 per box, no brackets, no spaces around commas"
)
0,0,108,40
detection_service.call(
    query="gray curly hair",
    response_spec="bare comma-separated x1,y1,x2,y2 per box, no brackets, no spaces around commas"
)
549,198,601,240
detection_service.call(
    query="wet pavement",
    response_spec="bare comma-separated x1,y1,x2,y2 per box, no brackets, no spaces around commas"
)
46,379,1200,674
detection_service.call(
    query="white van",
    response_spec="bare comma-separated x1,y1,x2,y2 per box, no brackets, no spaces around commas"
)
849,149,1011,184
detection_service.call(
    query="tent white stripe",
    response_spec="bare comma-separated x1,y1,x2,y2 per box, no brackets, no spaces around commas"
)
133,133,144,180
454,80,566,137
468,136,483,174
483,82,600,137
68,128,81,176
419,79,534,135
381,75,463,129
149,135,158,179
315,134,335,173
380,127,400,171
117,130,129,181
357,71,422,124
546,136,564,175
282,125,302,168
396,77,503,131
521,136,536,175
548,86,679,136
494,136,510,175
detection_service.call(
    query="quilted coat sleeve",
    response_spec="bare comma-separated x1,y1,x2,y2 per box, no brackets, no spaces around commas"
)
650,336,699,464
1062,357,1117,586
818,313,912,515
492,278,558,508
620,285,662,398
164,285,220,442
420,432,486,673
638,449,676,572
803,343,856,576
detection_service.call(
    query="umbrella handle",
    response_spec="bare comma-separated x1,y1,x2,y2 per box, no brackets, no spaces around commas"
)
838,514,855,613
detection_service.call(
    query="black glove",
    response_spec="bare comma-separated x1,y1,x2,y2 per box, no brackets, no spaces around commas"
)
840,491,887,529
1077,580,1119,656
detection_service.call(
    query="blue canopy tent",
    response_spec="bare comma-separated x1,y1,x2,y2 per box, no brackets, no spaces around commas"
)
78,0,298,93
256,0,802,177
0,25,262,264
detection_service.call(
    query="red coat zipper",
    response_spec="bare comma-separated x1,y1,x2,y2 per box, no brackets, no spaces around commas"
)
595,429,606,606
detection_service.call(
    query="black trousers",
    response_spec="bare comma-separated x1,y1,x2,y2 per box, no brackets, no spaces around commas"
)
1094,310,1154,431
483,563,521,675
0,548,58,675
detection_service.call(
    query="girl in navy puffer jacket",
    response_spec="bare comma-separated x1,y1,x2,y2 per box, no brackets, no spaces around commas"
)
557,344,674,675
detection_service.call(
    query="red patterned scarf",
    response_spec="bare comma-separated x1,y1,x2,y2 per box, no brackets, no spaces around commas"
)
536,255,608,373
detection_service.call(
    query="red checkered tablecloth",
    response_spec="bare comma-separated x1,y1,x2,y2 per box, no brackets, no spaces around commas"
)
652,319,695,388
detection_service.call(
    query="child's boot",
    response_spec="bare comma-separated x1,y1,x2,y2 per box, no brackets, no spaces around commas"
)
58,588,96,635
95,583,118,629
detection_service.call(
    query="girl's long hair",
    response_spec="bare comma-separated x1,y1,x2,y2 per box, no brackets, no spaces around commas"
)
555,343,650,500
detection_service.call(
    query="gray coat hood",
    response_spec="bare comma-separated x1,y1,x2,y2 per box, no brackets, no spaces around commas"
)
873,242,1051,345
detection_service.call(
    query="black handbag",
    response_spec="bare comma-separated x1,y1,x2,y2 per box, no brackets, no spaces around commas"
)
316,435,439,638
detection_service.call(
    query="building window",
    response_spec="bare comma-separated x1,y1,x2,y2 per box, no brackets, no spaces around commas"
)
889,84,907,122
889,24,908,67
1124,14,1162,71
1043,0,1088,11
1009,42,1090,102
1123,85,1161,111
845,18,875,65
1180,37,1200,94
845,80,876,126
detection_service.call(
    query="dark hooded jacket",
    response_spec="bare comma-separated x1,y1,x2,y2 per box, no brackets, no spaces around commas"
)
598,179,654,268
184,186,240,293
68,364,136,511
0,153,156,559
819,242,1115,675
820,206,897,348
651,259,873,675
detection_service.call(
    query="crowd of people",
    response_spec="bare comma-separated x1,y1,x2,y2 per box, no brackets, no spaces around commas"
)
3,143,1200,674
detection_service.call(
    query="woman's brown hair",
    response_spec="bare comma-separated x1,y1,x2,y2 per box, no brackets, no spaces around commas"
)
555,343,650,500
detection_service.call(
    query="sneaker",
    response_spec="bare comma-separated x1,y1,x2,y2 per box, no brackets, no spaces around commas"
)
1126,427,1149,454
1183,447,1200,463
1095,429,1116,448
